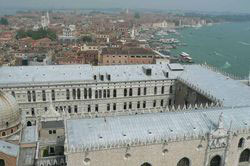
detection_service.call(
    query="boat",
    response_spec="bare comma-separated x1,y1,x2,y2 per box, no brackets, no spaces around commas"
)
179,52,193,63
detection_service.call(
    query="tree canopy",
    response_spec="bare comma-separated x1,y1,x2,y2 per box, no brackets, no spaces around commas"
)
0,18,9,25
16,28,57,41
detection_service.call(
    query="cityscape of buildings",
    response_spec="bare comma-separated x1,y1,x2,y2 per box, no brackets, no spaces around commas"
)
0,9,250,166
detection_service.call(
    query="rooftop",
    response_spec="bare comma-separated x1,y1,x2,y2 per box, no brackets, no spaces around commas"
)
66,106,250,152
0,140,19,157
179,65,250,107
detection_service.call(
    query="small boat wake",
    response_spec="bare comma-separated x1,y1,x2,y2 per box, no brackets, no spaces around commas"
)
238,41,250,46
221,61,231,69
214,51,224,57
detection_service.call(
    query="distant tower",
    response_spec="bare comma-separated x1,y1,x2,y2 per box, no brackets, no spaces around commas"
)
41,11,50,29
131,27,135,40
46,11,50,25
126,8,129,14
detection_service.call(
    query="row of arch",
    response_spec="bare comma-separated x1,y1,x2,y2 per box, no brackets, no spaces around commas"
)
140,149,250,166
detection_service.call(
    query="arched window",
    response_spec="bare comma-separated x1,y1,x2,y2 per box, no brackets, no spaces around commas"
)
27,121,32,126
177,157,190,166
239,149,250,163
0,159,5,166
141,162,152,166
210,155,221,166
238,138,245,148
1,132,6,137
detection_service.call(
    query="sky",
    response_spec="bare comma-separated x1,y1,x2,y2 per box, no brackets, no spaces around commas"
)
0,0,250,13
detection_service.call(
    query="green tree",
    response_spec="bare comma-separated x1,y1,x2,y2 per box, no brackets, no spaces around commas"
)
0,18,9,25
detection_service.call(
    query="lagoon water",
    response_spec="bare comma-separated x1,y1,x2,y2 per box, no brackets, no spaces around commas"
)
171,22,250,78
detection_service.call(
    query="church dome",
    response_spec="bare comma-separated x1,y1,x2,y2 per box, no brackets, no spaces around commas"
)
0,91,20,131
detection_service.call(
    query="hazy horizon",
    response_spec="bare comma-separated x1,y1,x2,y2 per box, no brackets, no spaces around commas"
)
0,0,250,14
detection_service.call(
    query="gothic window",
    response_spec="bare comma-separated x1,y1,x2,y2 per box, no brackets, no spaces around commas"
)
144,87,147,95
239,149,250,163
27,121,32,126
141,162,152,166
103,90,107,98
170,86,173,94
27,91,31,102
0,159,5,166
51,90,55,101
42,90,46,101
238,138,245,148
210,155,221,166
161,86,165,94
32,90,36,102
77,88,81,99
113,89,117,98
88,88,92,98
99,90,102,98
138,87,141,96
154,86,157,94
107,89,110,98
129,88,133,96
177,157,190,166
84,88,87,99
124,89,127,97
95,90,98,99
72,89,76,100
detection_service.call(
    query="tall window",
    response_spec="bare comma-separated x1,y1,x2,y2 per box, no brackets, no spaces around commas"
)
129,88,133,96
32,91,36,101
113,89,117,98
0,159,5,166
124,102,127,110
84,88,87,99
51,90,55,101
31,108,35,116
153,100,156,107
161,86,165,94
95,104,99,112
11,91,15,98
113,103,116,110
239,149,250,163
169,99,172,106
77,88,81,99
99,90,102,98
161,99,164,107
129,102,132,109
124,89,127,97
27,91,31,102
210,155,221,166
88,105,91,112
138,87,141,96
143,101,146,108
68,106,71,113
107,89,110,98
66,89,70,100
137,101,140,109
103,90,107,98
88,88,92,98
42,90,46,101
72,89,76,100
154,86,157,94
95,90,98,99
107,104,110,111
177,157,190,166
144,87,147,95
74,105,78,113
170,86,173,94
238,138,245,148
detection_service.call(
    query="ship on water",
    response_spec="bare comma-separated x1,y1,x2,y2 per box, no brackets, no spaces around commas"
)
179,52,193,63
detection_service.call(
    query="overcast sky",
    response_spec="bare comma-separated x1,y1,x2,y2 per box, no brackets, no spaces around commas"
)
1,0,250,13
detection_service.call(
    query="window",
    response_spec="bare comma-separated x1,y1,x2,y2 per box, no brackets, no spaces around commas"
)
68,106,71,113
77,88,81,99
238,138,245,148
239,149,250,163
95,104,99,112
53,130,56,134
32,90,36,102
129,88,133,96
124,89,127,97
144,87,147,95
170,86,173,94
74,105,78,113
88,88,92,98
113,103,116,110
27,121,32,126
11,91,15,98
107,104,110,111
1,132,6,137
137,101,140,109
66,89,70,100
161,99,164,107
49,130,52,134
124,102,127,110
99,90,102,98
161,86,165,94
51,90,55,101
143,101,146,108
88,105,91,112
95,90,98,99
27,91,31,102
72,89,76,100
45,107,48,112
138,87,141,96
129,102,132,109
93,75,97,80
84,88,87,99
103,90,107,98
210,156,223,166
169,99,172,106
107,89,110,98
49,147,55,155
153,100,156,107
141,162,152,166
31,108,35,116
42,90,46,101
0,159,5,166
177,157,190,166
154,86,157,94
113,89,117,98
